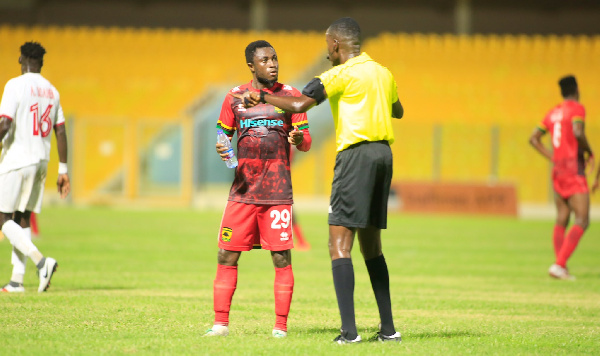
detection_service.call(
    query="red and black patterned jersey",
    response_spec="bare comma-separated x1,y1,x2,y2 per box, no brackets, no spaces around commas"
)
217,81,311,205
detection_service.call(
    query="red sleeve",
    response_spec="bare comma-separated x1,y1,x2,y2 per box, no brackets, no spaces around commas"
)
289,85,311,151
216,94,236,136
572,104,585,123
538,112,551,133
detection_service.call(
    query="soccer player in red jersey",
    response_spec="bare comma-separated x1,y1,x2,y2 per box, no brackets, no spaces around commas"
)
529,75,594,280
235,18,403,343
204,40,311,338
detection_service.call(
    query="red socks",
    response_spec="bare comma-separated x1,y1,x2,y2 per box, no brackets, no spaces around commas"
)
213,264,238,326
556,225,585,268
553,225,566,259
274,265,294,331
213,264,294,331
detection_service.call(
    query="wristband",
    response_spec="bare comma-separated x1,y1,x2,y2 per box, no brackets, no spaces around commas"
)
58,162,68,175
260,89,267,104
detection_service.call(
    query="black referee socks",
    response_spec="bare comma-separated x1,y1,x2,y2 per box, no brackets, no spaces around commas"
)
365,254,396,336
331,258,358,339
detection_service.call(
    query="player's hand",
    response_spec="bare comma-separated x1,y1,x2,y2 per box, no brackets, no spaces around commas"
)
230,91,260,108
216,143,231,161
586,154,595,175
288,127,304,146
57,174,70,199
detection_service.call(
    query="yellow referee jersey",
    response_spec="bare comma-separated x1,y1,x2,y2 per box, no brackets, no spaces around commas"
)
318,52,398,152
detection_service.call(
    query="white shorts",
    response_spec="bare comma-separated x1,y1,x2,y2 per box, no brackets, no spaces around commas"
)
0,162,48,214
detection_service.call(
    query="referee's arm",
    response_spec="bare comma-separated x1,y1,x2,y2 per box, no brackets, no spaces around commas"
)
264,94,318,114
392,100,403,119
262,77,326,113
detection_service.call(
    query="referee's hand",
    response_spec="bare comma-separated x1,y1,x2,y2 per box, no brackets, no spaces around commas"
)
230,91,260,108
288,127,303,146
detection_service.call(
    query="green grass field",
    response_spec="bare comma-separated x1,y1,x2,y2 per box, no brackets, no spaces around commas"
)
1,206,599,355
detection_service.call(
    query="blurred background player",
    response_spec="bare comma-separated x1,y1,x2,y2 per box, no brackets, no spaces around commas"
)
237,17,403,343
204,40,311,338
0,41,70,293
529,75,594,280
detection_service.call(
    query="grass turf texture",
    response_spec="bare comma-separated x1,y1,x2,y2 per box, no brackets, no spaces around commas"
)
1,206,599,355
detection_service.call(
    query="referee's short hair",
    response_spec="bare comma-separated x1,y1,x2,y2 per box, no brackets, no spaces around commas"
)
559,75,578,98
245,40,273,64
328,17,361,44
20,41,46,60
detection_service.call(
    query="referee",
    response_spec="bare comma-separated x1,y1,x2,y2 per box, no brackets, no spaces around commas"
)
236,17,403,344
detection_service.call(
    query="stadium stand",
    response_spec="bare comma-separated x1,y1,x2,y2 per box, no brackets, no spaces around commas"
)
1,26,598,204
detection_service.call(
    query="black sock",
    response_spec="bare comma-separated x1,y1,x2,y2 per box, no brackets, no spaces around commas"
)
365,254,395,336
36,257,46,270
332,258,357,339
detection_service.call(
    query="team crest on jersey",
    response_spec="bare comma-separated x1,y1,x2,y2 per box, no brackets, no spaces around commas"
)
274,106,285,114
221,227,233,242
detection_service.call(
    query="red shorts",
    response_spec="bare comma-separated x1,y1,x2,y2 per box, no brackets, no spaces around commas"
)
218,201,294,251
552,173,588,199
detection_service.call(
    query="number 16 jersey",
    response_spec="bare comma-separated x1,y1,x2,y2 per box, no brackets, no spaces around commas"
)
0,73,65,174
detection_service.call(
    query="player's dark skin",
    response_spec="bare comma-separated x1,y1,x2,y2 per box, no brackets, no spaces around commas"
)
234,27,403,262
215,47,304,268
0,55,70,229
529,91,593,231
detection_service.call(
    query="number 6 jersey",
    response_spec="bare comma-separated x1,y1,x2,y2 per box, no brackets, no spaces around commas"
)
0,73,65,174
538,99,586,177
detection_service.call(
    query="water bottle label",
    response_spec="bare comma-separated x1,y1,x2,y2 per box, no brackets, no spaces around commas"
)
224,148,234,159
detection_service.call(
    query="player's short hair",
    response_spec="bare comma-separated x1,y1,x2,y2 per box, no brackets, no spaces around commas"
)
245,40,273,64
328,17,361,44
558,75,578,97
20,41,46,60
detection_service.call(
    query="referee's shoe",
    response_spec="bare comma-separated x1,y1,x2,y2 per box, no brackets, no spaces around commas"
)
371,331,402,342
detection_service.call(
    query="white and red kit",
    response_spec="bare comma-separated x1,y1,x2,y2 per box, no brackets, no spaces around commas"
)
0,73,65,213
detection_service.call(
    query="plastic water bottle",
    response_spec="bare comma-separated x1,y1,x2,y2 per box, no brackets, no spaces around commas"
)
217,129,238,168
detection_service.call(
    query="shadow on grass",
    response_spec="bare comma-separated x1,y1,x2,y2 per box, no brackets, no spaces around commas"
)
410,330,483,339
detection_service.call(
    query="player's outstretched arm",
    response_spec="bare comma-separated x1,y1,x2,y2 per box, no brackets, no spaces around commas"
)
54,124,70,198
528,127,552,161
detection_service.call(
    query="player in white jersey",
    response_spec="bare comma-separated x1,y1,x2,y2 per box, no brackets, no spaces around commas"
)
0,42,70,293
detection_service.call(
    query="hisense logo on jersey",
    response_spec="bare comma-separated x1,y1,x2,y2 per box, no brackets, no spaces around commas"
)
239,119,284,129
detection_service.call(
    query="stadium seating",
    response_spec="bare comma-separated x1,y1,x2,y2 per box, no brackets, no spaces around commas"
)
362,33,600,203
0,26,325,200
1,26,598,204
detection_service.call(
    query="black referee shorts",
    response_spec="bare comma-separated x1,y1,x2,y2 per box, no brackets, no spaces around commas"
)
328,140,393,229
